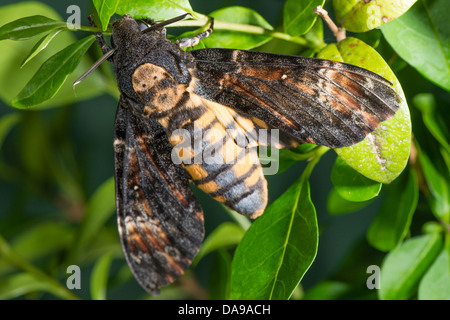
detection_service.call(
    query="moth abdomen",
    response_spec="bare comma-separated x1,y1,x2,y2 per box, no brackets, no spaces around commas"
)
167,104,268,219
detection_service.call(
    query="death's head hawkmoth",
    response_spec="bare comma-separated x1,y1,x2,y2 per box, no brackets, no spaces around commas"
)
78,13,400,294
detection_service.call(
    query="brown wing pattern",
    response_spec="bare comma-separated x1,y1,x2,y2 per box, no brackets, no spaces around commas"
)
114,99,204,294
191,48,401,148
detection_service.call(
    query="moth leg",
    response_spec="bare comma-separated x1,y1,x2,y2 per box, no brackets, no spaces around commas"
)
88,14,113,57
177,17,214,48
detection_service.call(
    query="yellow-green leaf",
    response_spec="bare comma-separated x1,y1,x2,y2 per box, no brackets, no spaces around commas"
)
333,0,417,32
317,37,411,184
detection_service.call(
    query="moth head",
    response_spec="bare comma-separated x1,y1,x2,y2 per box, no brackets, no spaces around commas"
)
111,14,141,48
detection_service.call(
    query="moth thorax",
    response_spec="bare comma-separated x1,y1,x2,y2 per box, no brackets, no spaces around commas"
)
132,63,186,114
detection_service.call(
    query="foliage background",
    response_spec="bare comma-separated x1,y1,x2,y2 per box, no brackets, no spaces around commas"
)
0,0,448,300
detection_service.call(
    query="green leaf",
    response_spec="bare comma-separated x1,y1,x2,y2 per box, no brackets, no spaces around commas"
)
367,169,419,252
0,113,20,150
0,2,108,108
283,0,325,36
413,93,450,156
0,15,64,41
331,156,382,202
317,37,411,184
20,28,63,67
0,222,74,276
303,18,326,52
203,6,273,50
352,28,382,48
422,221,444,235
0,272,55,300
418,249,450,300
11,35,96,108
93,0,120,31
68,177,116,263
379,233,442,300
230,176,318,300
116,0,193,20
327,188,372,215
192,222,244,266
333,0,417,32
90,253,113,300
381,0,450,92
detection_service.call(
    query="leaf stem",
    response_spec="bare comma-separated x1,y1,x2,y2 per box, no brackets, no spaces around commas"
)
74,25,103,33
303,146,329,178
313,6,346,42
0,234,81,300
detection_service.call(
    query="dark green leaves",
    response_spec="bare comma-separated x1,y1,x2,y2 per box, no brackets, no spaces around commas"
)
67,177,116,263
0,15,64,40
230,174,318,299
417,142,450,221
414,94,450,157
283,0,325,36
381,0,450,92
11,35,95,108
379,233,442,299
367,169,419,251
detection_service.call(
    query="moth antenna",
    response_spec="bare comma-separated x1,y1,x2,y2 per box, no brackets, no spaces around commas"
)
73,48,116,93
142,13,192,33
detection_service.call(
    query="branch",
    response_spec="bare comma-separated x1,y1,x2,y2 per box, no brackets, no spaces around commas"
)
314,6,346,42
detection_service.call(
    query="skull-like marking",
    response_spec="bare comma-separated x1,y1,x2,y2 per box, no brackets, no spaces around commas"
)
132,63,186,114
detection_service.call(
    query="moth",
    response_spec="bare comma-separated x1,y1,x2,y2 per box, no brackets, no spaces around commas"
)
76,13,400,294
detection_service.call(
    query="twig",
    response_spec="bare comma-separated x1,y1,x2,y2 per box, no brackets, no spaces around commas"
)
313,6,346,42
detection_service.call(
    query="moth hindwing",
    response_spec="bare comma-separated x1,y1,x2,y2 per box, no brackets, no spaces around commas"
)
88,14,401,294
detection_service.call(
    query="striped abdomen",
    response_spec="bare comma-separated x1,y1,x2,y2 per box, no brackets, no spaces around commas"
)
165,98,268,219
